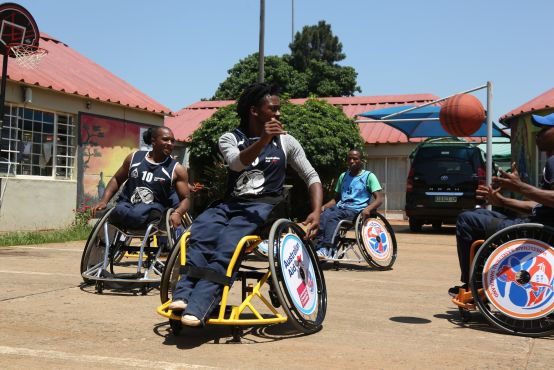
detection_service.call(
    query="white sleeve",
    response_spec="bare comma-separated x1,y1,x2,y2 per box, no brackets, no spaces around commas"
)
218,132,245,171
283,135,321,187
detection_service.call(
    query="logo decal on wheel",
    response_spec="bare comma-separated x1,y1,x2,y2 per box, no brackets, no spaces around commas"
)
362,219,391,261
483,238,554,319
280,233,317,315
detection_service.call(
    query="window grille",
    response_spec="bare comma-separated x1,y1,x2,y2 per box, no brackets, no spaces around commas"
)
0,105,76,179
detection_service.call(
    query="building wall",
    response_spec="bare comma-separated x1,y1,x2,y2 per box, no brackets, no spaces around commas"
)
364,143,418,216
0,81,166,232
0,177,76,232
5,82,165,126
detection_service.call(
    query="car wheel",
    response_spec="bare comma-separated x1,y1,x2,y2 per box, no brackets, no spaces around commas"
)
409,218,422,232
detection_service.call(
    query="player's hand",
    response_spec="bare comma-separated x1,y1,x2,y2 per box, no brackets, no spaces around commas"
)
492,162,524,193
170,212,182,229
91,201,107,218
301,211,320,240
476,184,503,207
360,208,373,220
261,118,286,142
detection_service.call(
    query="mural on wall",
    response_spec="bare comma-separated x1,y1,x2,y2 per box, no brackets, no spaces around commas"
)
78,113,152,205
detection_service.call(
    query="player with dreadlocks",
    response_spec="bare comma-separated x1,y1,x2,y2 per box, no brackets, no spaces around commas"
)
169,82,323,326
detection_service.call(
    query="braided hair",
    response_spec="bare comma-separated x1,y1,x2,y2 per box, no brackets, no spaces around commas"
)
236,83,280,132
142,126,169,145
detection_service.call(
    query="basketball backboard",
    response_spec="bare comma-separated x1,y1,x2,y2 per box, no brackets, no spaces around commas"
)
0,2,39,56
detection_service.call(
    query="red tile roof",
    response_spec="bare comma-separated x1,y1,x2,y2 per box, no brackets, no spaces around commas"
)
500,88,554,123
2,33,171,115
166,94,440,143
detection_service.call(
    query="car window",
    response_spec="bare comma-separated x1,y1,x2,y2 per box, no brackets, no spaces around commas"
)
413,147,475,162
413,160,473,175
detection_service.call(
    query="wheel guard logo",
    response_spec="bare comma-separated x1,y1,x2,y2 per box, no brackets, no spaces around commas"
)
280,233,317,315
483,239,554,319
362,220,391,261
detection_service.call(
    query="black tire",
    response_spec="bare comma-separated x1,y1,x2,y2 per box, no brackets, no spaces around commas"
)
169,318,182,335
409,218,422,232
268,219,327,334
470,223,554,337
355,212,397,270
159,234,185,304
80,208,115,284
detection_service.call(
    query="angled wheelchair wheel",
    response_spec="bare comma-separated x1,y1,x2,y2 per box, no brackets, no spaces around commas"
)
164,209,193,252
159,234,184,304
80,208,116,284
470,223,554,337
268,219,327,334
355,212,397,270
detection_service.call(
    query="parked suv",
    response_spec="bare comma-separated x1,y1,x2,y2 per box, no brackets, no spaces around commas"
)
405,139,486,232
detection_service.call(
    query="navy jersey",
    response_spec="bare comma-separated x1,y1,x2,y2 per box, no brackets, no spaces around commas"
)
120,151,178,208
531,155,554,223
225,129,286,200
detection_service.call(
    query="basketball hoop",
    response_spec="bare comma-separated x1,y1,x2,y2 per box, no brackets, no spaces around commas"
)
9,44,48,69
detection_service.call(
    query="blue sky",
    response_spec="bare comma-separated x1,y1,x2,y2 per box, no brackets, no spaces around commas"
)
15,0,554,119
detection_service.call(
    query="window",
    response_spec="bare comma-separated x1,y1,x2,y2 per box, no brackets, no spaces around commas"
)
0,105,76,179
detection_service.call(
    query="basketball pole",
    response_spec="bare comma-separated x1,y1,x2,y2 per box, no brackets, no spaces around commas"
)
485,81,494,210
0,46,8,130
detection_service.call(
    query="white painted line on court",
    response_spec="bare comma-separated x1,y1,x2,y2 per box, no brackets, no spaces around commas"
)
0,345,217,369
5,245,83,252
0,270,76,277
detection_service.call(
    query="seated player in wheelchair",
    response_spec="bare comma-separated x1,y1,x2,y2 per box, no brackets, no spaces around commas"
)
315,148,383,259
81,126,191,291
168,82,323,327
449,113,554,298
91,126,190,233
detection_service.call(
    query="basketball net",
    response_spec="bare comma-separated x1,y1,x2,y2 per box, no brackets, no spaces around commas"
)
9,44,48,70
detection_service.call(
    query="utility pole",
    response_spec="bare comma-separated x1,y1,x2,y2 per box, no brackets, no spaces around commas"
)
291,0,295,43
258,0,265,83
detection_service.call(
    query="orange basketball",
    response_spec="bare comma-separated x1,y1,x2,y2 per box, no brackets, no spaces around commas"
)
439,94,485,136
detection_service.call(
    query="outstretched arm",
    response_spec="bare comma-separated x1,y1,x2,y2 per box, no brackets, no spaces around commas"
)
476,184,536,214
360,190,384,219
91,153,132,217
494,162,554,209
170,164,191,228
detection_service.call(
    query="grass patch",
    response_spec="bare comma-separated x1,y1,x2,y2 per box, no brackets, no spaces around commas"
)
0,225,93,247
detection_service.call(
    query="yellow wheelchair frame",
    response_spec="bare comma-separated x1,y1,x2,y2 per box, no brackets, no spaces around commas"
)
157,231,288,326
157,218,327,339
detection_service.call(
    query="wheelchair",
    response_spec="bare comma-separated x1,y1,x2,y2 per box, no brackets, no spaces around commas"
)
318,211,397,270
80,206,192,294
452,223,554,337
157,218,327,340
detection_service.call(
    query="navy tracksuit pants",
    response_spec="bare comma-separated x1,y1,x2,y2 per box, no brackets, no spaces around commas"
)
172,199,274,322
315,206,358,249
456,208,526,284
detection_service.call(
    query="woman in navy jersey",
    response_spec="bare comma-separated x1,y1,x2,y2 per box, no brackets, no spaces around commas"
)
169,83,323,326
91,127,190,230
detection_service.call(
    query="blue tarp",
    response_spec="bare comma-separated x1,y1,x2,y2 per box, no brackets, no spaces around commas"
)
358,105,507,138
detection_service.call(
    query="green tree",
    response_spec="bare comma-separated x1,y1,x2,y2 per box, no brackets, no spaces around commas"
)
187,99,363,217
306,59,360,97
212,54,309,100
213,21,360,100
289,20,346,72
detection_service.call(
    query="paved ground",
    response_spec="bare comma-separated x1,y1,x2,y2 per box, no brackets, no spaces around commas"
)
1,222,553,369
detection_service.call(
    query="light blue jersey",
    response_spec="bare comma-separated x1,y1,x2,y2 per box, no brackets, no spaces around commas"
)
335,170,382,212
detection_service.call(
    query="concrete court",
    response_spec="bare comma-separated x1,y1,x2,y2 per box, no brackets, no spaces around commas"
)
0,222,553,370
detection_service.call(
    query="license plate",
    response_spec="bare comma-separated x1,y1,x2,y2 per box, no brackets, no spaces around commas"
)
435,195,457,203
